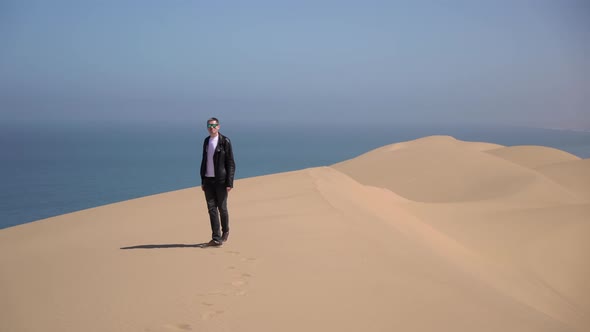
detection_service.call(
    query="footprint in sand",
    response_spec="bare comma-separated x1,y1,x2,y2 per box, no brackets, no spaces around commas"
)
229,272,252,295
158,323,192,331
231,280,246,287
200,309,224,320
231,272,252,286
196,291,227,297
240,257,257,262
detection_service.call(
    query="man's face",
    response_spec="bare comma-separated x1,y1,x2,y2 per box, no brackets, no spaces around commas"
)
207,120,220,136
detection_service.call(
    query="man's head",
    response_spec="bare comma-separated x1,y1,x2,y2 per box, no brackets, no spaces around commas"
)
207,117,220,137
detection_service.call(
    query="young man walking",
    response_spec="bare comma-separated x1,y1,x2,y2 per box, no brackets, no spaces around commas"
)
200,117,235,246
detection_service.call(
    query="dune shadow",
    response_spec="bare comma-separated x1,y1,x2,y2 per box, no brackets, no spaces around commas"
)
120,243,211,250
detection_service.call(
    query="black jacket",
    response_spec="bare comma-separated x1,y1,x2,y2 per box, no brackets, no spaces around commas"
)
200,133,235,188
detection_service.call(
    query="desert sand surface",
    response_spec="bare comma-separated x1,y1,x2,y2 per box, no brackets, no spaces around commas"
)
1,135,589,332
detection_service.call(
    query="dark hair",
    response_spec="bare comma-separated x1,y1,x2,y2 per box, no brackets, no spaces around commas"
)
207,117,219,124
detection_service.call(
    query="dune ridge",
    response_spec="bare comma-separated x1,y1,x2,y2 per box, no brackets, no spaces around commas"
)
1,136,588,332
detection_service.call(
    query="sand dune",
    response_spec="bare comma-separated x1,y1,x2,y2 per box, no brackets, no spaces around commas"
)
486,145,580,168
1,136,588,332
332,136,584,205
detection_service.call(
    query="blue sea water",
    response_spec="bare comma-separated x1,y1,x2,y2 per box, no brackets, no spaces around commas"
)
1,123,589,229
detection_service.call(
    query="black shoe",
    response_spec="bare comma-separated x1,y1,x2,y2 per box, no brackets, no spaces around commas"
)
207,239,222,247
221,232,229,243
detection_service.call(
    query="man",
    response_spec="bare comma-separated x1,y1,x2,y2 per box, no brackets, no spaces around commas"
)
200,117,235,246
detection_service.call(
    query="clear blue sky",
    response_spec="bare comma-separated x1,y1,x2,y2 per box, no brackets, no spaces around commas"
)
1,0,588,128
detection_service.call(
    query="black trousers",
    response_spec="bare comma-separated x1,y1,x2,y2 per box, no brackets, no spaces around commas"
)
203,177,229,242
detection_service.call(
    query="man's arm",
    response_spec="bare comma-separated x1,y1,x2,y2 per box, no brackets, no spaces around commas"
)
224,137,235,189
200,137,208,190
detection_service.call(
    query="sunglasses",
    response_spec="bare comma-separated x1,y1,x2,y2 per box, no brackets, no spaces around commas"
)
207,123,219,128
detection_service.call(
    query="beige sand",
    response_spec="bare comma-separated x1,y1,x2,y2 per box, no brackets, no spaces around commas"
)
1,135,588,332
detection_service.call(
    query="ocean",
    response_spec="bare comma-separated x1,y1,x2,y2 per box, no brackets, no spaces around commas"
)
1,123,589,229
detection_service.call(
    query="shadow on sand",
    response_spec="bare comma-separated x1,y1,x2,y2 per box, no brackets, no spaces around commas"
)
120,243,217,249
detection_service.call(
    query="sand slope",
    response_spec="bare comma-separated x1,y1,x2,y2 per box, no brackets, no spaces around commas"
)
1,136,588,332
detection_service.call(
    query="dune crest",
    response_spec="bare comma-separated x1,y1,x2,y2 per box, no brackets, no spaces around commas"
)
333,136,584,205
486,145,580,168
1,136,588,332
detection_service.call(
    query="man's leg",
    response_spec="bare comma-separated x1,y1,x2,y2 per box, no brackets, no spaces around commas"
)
215,184,230,240
204,181,222,242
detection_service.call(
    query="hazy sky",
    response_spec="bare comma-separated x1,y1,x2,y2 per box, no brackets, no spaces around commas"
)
1,0,588,128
